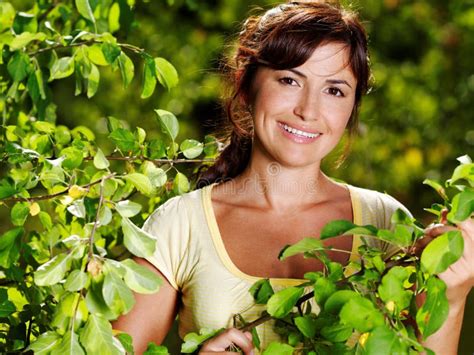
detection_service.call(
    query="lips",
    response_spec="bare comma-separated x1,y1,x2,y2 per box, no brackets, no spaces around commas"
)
277,122,321,143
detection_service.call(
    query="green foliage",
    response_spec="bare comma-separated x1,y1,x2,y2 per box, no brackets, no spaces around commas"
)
184,157,473,353
0,1,216,353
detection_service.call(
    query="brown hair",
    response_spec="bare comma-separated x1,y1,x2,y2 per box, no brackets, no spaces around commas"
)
197,1,370,187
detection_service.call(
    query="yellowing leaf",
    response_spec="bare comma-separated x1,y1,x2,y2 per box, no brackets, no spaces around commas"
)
29,202,41,216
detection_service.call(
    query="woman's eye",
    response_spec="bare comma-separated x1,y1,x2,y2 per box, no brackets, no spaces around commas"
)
327,87,344,97
278,77,298,86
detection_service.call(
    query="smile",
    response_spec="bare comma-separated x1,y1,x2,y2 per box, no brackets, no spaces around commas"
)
279,123,320,139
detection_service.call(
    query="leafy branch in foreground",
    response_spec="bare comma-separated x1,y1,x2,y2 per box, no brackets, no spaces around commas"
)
0,1,221,353
182,156,473,354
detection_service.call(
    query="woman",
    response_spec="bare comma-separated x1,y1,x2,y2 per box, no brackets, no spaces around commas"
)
113,2,473,354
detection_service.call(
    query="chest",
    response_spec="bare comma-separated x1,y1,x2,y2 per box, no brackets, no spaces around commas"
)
214,205,353,279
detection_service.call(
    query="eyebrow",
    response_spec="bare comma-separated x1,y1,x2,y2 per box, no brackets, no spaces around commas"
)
287,69,353,89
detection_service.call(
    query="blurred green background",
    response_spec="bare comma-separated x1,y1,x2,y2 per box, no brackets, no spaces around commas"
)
8,0,474,352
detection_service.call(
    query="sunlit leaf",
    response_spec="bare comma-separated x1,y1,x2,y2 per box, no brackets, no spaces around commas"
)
416,277,449,338
79,314,116,354
267,287,304,318
155,109,179,141
121,217,155,257
262,342,294,355
279,238,325,260
94,148,110,169
34,253,72,286
181,328,223,353
27,331,61,354
50,57,75,81
154,57,178,90
420,230,464,275
340,296,384,333
124,173,153,195
75,0,95,24
180,139,203,159
121,258,162,294
172,172,189,195
118,52,134,88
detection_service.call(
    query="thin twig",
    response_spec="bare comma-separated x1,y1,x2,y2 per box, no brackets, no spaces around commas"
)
1,173,115,203
83,155,215,164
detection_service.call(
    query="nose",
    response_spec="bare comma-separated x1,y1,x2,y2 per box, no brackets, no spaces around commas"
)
293,91,320,121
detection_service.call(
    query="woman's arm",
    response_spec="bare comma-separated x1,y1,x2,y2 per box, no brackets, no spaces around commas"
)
112,257,179,354
422,219,474,354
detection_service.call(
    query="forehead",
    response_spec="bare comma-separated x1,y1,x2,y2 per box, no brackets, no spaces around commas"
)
296,42,356,82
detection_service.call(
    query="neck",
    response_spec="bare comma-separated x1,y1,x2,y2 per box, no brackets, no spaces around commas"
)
231,147,331,213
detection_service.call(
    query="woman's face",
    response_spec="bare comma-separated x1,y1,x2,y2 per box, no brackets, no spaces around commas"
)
248,42,357,168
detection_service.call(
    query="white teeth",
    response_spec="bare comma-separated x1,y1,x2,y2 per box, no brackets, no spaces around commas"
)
282,124,319,139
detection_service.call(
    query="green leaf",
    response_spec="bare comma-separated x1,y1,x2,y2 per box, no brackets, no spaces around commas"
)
143,163,167,189
102,268,135,314
67,200,86,219
141,58,157,98
88,45,109,66
11,201,29,226
203,135,219,158
7,51,31,82
180,139,203,159
87,62,100,98
173,172,190,195
39,211,53,229
294,315,317,338
143,343,169,354
34,253,72,286
116,333,134,354
364,325,407,355
27,331,61,354
0,3,15,32
102,42,121,64
421,230,464,275
64,270,89,292
313,277,336,308
320,323,352,343
321,220,378,239
60,146,84,170
449,162,474,184
10,32,46,51
121,217,156,257
94,148,110,169
148,139,167,159
121,258,162,294
279,238,324,260
50,56,75,81
108,2,121,33
118,52,134,88
154,57,178,90
339,296,384,333
181,328,223,353
85,280,118,320
378,266,412,311
155,109,179,141
27,69,46,102
262,342,294,355
324,290,359,314
0,289,15,317
267,286,304,318
124,173,154,195
51,331,85,355
75,0,96,24
0,227,23,268
109,128,137,152
423,179,448,200
106,116,124,132
416,277,449,338
116,200,142,218
447,190,474,223
249,279,274,304
0,180,17,199
79,314,116,354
